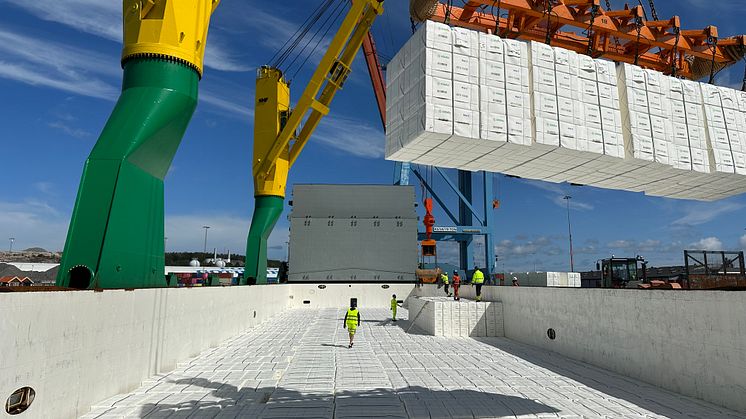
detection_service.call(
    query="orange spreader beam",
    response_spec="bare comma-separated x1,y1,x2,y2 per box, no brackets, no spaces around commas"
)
427,0,746,80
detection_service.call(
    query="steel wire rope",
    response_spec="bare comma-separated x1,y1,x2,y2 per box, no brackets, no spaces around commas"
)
490,0,505,36
273,0,337,70
286,0,347,81
268,0,329,66
585,4,600,55
381,8,396,60
671,26,680,77
708,36,718,84
633,16,643,65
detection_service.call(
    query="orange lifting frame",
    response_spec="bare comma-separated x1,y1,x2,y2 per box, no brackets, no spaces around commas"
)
428,0,746,80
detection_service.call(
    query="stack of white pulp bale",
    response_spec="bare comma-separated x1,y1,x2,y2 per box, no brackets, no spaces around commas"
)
384,20,453,162
384,20,746,201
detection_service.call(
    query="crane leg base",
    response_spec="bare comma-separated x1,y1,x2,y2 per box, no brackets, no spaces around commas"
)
56,58,199,289
243,196,284,285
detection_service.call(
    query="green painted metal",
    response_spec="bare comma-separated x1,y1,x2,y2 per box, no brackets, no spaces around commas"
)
57,58,199,289
243,195,284,285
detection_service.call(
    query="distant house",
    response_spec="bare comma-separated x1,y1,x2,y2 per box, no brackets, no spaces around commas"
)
0,276,34,287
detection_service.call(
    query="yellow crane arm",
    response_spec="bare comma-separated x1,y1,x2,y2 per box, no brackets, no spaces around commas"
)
252,0,384,183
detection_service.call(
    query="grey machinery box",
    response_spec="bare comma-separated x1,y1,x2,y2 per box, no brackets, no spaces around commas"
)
288,184,417,281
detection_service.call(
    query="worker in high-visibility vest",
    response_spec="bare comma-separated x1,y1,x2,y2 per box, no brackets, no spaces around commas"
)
441,271,451,297
471,266,485,302
452,270,461,301
343,300,361,348
390,294,400,321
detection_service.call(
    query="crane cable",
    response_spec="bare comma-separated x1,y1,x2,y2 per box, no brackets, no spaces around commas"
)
647,0,659,21
491,0,503,36
586,4,599,55
741,44,746,92
286,0,347,81
543,0,553,45
633,16,643,66
708,35,718,84
271,0,337,71
670,26,680,77
444,0,454,25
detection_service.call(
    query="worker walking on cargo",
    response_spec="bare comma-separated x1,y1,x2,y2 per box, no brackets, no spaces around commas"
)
441,271,451,297
343,300,361,348
472,266,485,302
452,270,460,301
391,294,400,321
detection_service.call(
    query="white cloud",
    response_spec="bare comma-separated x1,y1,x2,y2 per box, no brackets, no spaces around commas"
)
0,200,69,251
689,237,724,251
0,29,119,100
200,91,253,118
47,121,93,139
4,0,249,73
740,234,746,249
204,41,254,72
0,60,117,100
314,115,384,158
673,201,744,226
4,0,121,41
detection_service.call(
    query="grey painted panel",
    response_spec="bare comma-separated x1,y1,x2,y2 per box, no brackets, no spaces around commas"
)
291,184,417,219
289,185,417,281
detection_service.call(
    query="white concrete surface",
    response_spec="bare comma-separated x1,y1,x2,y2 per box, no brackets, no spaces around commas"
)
407,296,504,337
417,284,746,414
81,308,741,418
289,283,417,309
0,286,291,419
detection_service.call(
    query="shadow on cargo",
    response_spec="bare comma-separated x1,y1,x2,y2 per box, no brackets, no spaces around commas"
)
473,337,739,418
319,343,348,349
131,377,560,418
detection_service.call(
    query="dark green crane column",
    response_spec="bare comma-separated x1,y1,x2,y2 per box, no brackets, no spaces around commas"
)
57,59,199,289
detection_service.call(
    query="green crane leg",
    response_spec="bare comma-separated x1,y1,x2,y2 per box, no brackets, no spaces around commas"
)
57,58,199,289
243,196,284,285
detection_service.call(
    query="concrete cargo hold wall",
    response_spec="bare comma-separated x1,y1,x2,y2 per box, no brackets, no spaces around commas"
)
416,285,746,414
385,21,746,200
288,185,417,281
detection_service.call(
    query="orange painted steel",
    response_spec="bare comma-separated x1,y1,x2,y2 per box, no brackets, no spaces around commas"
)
424,0,745,80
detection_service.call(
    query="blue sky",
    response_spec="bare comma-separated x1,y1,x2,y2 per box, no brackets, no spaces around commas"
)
1,0,745,272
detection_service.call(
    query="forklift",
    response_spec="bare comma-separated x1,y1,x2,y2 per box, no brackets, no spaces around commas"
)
597,256,648,288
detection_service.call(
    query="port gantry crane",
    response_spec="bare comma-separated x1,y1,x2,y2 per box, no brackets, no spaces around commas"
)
57,0,384,288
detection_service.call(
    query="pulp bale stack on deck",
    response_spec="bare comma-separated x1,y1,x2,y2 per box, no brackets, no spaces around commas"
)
385,21,746,201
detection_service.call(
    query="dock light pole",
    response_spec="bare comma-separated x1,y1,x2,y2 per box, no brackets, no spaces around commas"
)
9,237,14,252
202,226,210,254
563,195,574,272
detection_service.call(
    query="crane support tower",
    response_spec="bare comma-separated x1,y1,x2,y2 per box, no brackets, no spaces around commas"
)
57,0,220,289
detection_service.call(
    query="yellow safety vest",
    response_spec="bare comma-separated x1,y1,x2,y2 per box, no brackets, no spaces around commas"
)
346,308,359,327
472,269,485,284
391,298,397,309
441,273,449,284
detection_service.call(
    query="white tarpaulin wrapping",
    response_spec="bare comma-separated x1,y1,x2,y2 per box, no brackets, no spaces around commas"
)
385,21,746,201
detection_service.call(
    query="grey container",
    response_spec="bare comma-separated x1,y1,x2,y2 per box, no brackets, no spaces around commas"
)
288,184,417,282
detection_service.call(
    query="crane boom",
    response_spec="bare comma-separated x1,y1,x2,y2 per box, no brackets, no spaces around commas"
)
417,0,746,80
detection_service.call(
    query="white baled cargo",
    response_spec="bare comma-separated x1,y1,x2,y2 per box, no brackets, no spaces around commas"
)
386,22,746,200
386,21,453,163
